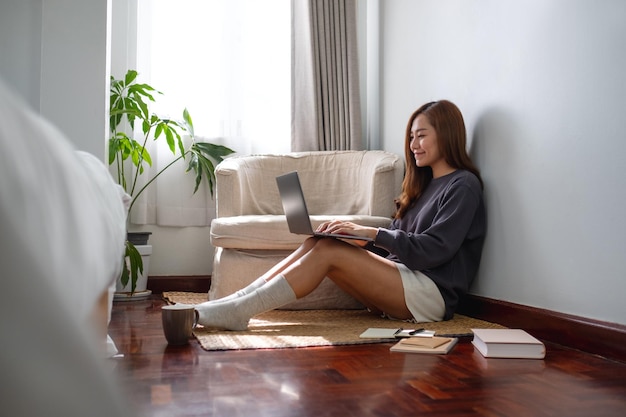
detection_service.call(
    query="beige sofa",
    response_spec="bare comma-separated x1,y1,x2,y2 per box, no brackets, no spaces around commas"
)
209,150,404,309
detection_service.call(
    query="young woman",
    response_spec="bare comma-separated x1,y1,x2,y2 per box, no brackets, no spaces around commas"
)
192,100,486,330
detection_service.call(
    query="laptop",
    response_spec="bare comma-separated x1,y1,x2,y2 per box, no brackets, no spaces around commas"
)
275,171,373,241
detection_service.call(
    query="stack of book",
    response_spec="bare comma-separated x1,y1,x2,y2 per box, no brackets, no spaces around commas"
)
358,327,546,358
359,327,458,355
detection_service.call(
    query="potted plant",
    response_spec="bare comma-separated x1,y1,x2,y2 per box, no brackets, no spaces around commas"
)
109,69,234,295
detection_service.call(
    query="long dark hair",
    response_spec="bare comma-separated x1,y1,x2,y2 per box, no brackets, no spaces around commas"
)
395,100,483,219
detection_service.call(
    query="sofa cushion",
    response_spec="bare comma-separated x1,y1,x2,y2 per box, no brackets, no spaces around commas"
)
211,214,393,250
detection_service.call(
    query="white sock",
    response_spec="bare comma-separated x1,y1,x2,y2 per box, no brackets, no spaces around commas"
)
211,277,268,303
195,275,296,331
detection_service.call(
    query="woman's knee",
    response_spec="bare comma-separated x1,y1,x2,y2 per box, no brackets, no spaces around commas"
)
302,237,318,249
312,237,345,253
310,238,357,266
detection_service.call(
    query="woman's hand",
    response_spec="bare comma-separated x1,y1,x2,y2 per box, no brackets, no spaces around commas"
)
316,221,377,246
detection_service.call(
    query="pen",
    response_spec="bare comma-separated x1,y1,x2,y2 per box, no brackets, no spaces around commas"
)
409,328,425,335
393,328,404,335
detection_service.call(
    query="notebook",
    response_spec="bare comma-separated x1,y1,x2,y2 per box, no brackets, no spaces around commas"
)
359,328,436,339
390,336,458,354
275,171,373,241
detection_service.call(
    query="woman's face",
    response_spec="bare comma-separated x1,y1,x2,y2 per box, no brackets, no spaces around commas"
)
410,114,443,168
409,114,453,177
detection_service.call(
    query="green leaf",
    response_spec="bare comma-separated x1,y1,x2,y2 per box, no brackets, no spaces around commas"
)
187,151,198,172
164,125,176,153
176,132,185,156
120,259,129,288
137,99,150,121
183,108,195,137
130,83,159,101
108,140,118,165
142,119,151,135
138,144,152,167
124,69,138,86
195,152,217,194
183,142,235,196
154,123,163,140
124,241,144,294
194,142,235,161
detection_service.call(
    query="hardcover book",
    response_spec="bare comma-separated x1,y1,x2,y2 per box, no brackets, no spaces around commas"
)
471,328,546,359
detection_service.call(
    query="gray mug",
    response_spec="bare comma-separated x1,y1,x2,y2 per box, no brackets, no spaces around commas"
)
161,304,198,345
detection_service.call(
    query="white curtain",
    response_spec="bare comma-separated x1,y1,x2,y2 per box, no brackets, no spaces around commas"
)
292,0,362,151
131,0,291,226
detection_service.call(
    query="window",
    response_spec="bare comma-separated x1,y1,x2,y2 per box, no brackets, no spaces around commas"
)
137,0,291,155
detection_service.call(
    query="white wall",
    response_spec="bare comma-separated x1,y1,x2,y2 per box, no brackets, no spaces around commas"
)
380,0,626,324
0,0,110,160
41,0,110,159
0,0,42,110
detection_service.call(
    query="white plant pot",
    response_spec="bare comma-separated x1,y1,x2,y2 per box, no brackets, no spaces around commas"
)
114,244,152,301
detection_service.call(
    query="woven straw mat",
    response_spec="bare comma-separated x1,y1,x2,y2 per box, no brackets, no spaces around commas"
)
162,291,505,351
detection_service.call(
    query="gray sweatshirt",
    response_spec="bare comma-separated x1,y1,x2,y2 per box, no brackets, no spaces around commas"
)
373,169,486,320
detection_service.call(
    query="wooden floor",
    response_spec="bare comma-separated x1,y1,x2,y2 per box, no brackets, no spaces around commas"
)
108,295,626,417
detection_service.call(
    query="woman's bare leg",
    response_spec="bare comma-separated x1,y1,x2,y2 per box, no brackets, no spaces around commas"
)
194,237,412,330
258,237,318,281
208,237,320,303
281,238,412,320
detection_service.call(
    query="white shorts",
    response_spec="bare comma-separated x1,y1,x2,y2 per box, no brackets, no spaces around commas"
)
395,263,445,323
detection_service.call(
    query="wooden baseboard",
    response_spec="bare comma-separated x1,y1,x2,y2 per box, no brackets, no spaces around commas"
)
147,275,211,294
148,276,626,363
458,294,626,363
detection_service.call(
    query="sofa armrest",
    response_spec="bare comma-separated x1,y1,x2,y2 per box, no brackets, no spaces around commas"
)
360,151,405,217
214,161,240,217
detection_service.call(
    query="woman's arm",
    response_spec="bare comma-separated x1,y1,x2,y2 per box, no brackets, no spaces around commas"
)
375,176,483,270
